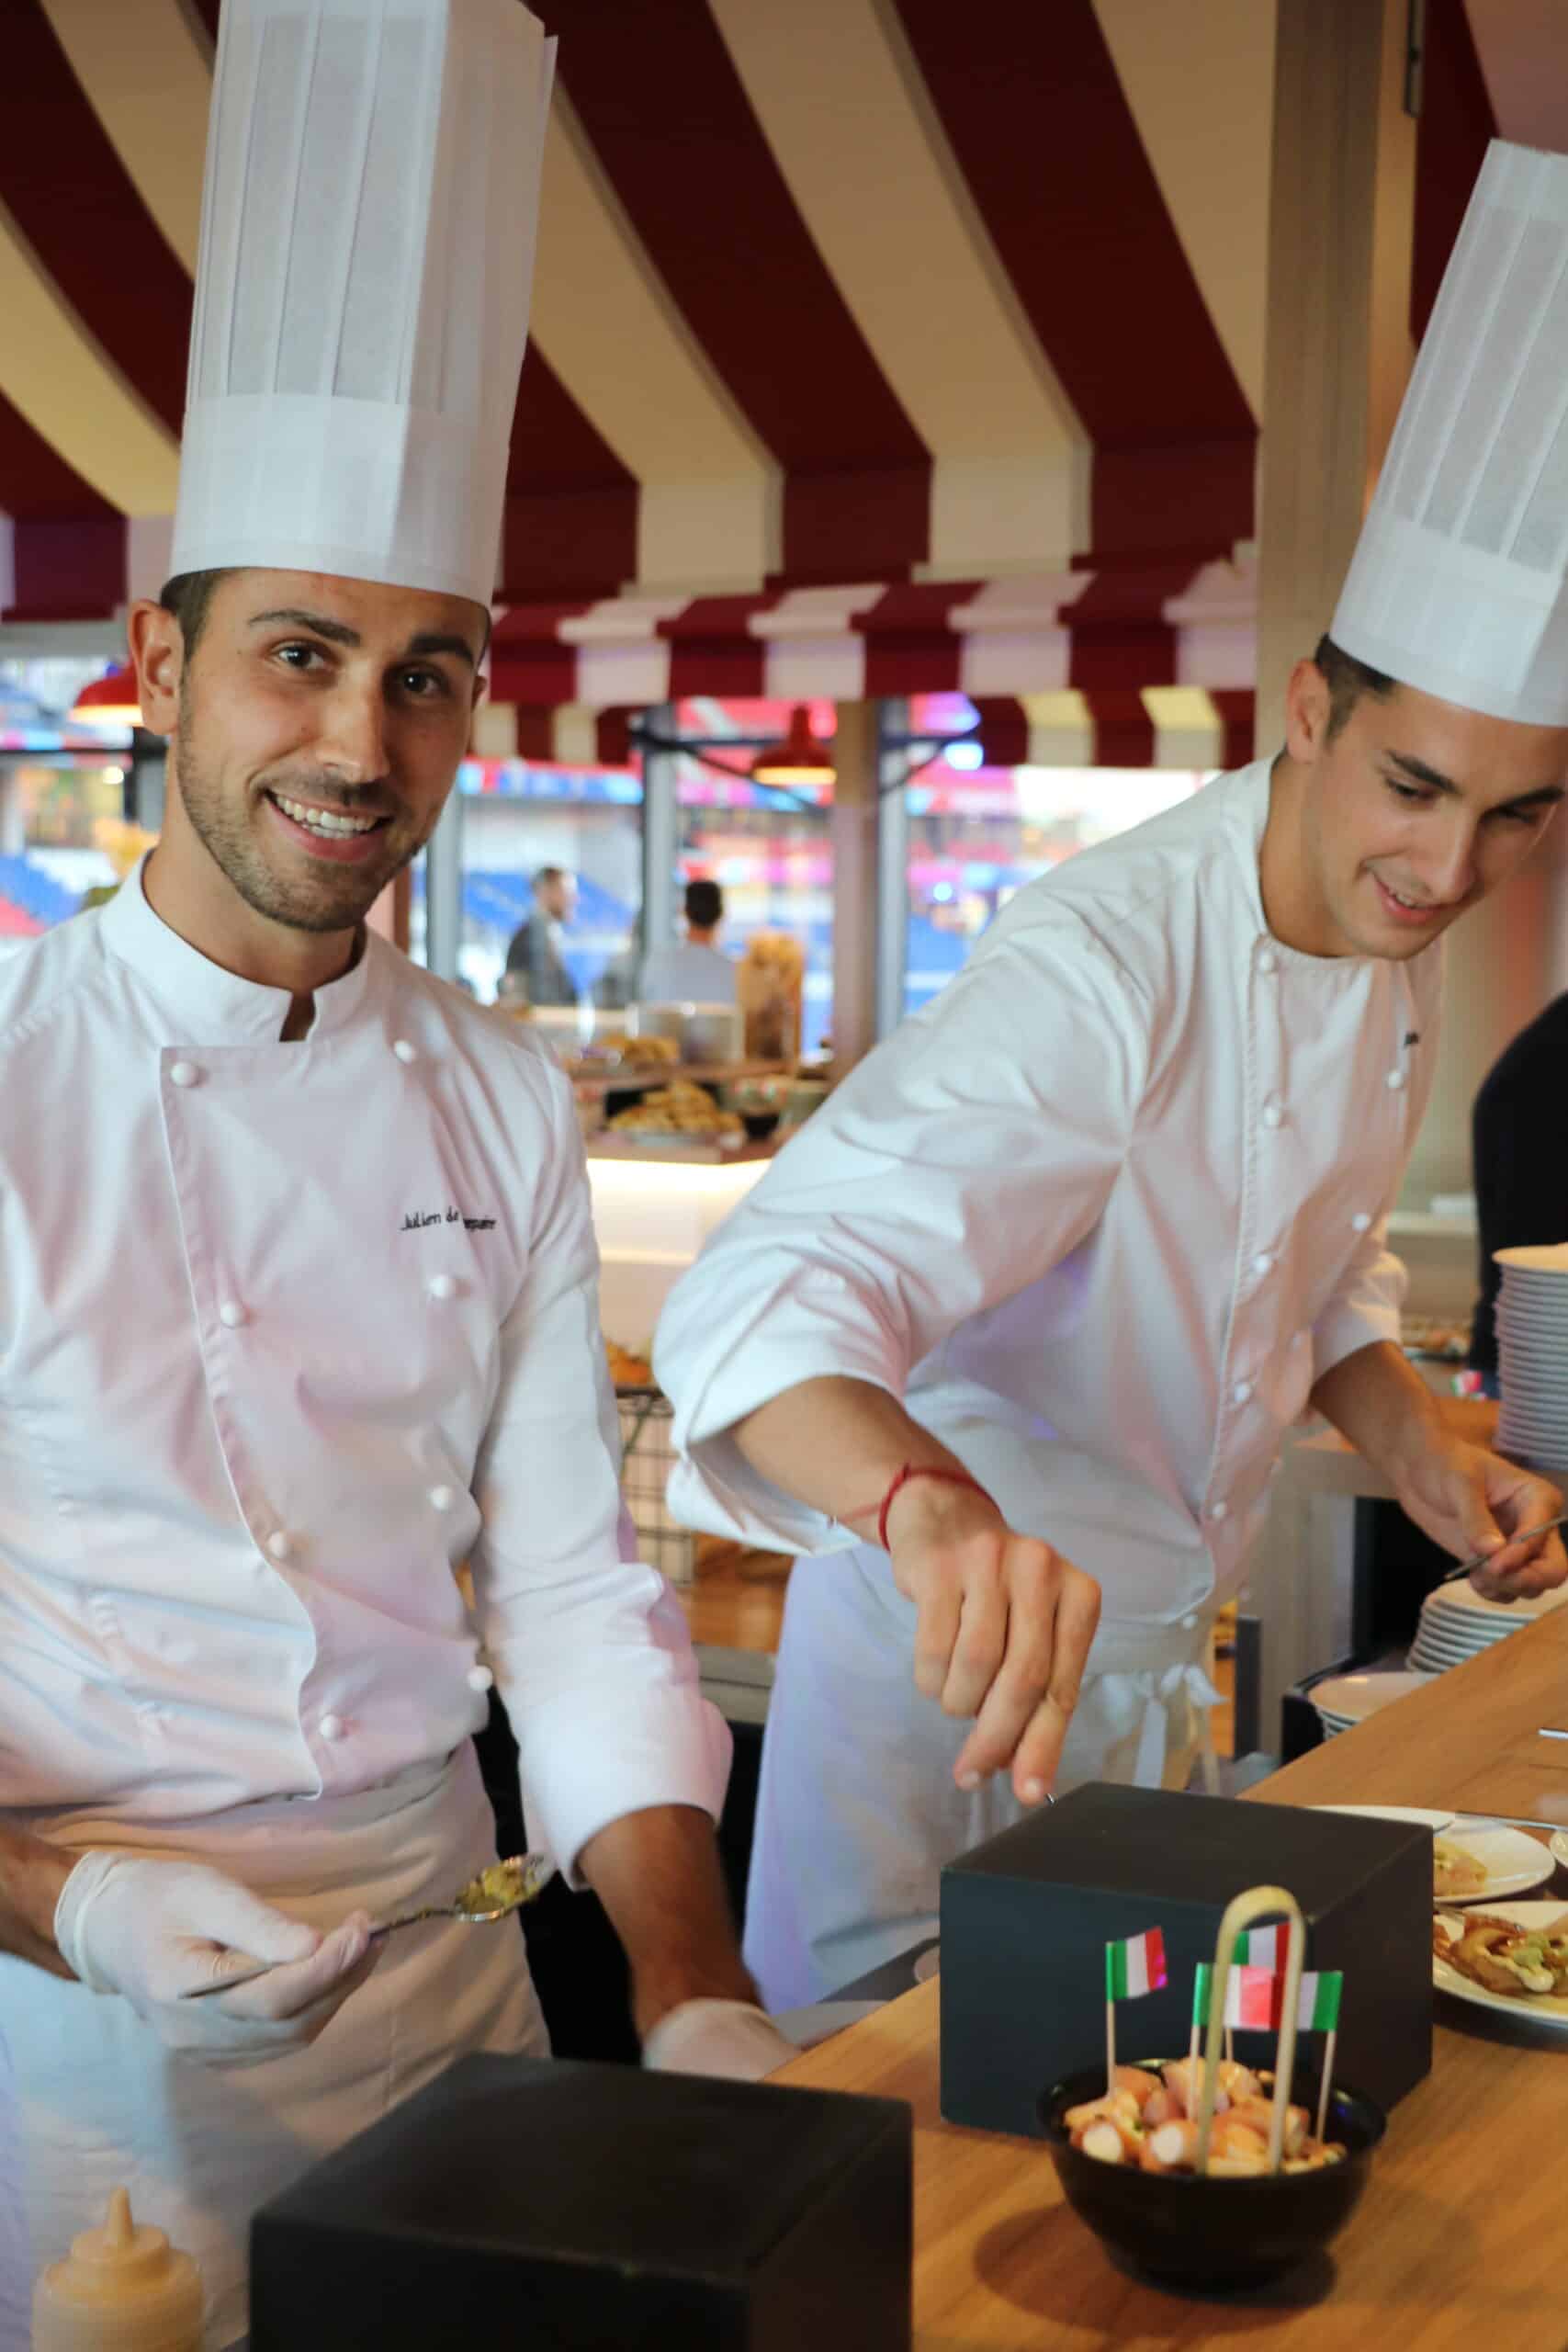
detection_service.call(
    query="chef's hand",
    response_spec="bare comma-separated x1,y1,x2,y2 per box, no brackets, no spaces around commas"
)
884,1480,1102,1803
640,1998,798,2083
1394,1442,1567,1602
54,1851,380,2065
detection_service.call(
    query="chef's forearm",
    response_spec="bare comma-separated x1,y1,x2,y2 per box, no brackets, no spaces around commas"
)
1310,1340,1445,1487
575,1804,754,2039
731,1375,982,1535
0,1818,74,1977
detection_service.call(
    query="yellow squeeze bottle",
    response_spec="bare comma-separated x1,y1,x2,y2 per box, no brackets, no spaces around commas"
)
32,2187,203,2352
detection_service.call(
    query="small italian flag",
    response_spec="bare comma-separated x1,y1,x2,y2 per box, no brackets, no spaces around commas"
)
1234,1924,1293,1973
1105,1927,1167,2001
1195,1963,1343,2031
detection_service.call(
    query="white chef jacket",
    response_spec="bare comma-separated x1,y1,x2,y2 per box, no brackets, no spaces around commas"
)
656,760,1443,1623
0,860,728,1878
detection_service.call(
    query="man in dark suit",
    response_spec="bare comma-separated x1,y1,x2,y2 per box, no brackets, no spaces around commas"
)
1469,991,1568,1387
504,865,579,1006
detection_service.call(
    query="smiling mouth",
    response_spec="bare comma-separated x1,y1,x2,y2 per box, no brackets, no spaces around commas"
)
265,790,389,841
1373,875,1447,916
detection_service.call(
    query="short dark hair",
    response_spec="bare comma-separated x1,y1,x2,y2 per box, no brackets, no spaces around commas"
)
160,569,237,662
534,865,569,892
685,877,722,929
1314,632,1396,741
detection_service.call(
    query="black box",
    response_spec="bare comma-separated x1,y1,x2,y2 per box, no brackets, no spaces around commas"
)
251,2053,911,2351
940,1784,1430,2137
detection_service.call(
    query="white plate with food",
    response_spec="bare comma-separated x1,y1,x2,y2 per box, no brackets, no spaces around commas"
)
1433,1901,1568,2024
1432,1825,1554,1902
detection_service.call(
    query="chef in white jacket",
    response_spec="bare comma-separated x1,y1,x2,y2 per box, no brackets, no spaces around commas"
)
656,139,1568,2010
0,7,787,2344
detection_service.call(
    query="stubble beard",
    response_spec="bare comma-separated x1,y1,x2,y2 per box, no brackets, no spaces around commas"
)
174,675,433,935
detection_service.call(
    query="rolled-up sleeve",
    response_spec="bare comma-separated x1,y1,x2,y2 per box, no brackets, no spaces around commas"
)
654,917,1149,1551
469,1078,729,1883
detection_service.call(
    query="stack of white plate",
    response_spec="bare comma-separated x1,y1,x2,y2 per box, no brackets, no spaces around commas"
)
1408,1570,1568,1670
1310,1669,1435,1738
1495,1243,1568,1477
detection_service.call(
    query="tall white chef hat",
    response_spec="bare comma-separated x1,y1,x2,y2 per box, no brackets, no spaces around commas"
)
1332,140,1568,727
170,0,553,611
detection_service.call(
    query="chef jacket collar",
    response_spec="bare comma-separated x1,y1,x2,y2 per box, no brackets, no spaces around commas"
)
100,853,377,1045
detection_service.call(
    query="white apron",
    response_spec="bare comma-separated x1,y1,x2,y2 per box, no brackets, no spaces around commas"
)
4,1746,544,2350
744,1545,1218,2011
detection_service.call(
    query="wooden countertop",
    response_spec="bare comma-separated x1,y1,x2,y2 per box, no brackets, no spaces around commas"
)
775,1602,1568,2347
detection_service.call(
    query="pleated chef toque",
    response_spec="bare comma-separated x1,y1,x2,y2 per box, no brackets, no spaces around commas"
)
1332,140,1568,726
170,0,554,608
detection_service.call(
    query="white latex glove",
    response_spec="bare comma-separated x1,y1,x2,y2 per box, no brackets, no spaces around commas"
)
640,1998,798,2083
54,1851,379,2066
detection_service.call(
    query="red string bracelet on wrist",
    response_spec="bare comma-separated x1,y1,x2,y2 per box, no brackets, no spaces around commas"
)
844,1462,997,1553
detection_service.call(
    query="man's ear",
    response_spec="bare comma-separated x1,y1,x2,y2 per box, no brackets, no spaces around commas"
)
127,600,184,738
1283,656,1333,767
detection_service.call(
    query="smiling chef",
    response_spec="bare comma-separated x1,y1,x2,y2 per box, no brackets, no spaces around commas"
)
656,140,1568,2011
0,3,791,2341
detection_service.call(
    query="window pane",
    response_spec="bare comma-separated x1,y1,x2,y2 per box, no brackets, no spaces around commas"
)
418,752,644,1004
905,755,1210,1019
673,698,834,1058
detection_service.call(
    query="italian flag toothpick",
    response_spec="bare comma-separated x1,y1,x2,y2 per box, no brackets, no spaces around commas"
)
1234,1924,1293,1973
1104,1928,1167,2095
1106,1928,1168,2002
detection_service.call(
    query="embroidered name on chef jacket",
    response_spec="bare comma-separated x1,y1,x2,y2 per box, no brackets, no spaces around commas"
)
401,1206,497,1233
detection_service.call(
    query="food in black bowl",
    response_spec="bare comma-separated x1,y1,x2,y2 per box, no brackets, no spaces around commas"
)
1038,2060,1383,2288
739,1110,780,1141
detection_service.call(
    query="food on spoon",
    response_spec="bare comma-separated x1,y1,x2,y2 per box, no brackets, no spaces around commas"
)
457,1858,539,1917
1434,1908,1568,1998
1432,1836,1489,1900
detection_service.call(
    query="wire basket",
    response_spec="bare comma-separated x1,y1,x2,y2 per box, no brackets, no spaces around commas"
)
616,1386,695,1586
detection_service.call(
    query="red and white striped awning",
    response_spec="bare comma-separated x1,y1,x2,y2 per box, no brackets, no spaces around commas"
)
479,557,1258,769
0,0,1511,760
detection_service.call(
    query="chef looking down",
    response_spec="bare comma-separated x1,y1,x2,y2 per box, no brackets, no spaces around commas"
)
655,139,1568,2011
0,6,787,2345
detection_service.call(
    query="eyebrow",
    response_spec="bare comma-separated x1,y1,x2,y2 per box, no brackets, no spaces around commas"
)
1382,748,1564,817
246,608,478,668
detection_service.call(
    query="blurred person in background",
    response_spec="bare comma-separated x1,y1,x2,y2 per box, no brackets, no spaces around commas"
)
1468,991,1568,1394
504,864,579,1006
639,878,738,1004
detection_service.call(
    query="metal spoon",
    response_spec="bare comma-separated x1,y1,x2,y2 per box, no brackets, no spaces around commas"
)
1439,1510,1568,1584
179,1851,553,2000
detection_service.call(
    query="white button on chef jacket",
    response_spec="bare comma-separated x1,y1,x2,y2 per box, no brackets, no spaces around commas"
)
655,761,1441,1627
0,861,727,1875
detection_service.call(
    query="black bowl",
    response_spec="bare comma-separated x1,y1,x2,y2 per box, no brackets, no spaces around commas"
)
740,1110,780,1140
1038,2063,1384,2289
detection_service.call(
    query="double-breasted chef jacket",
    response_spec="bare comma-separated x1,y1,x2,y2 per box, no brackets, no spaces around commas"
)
655,760,1444,2003
0,859,728,1864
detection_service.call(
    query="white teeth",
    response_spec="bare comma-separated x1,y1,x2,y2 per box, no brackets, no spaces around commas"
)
274,793,379,837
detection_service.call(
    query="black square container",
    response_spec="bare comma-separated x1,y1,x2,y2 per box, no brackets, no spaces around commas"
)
251,2052,911,2350
940,1783,1429,2136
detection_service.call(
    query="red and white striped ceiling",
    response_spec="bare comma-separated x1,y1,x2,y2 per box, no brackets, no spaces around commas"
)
0,0,1520,761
